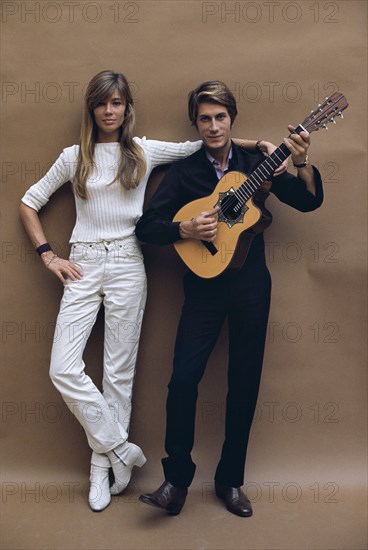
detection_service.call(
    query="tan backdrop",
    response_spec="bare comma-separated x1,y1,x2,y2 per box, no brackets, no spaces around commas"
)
1,1,367,549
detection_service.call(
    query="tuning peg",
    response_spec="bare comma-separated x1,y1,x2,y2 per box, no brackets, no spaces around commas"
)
340,112,344,119
322,124,328,130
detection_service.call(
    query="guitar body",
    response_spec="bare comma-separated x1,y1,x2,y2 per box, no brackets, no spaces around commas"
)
173,171,272,279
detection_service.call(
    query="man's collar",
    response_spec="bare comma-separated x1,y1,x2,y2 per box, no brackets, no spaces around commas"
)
205,146,233,168
204,146,233,180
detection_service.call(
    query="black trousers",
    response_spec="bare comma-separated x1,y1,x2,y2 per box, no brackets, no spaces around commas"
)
162,259,272,488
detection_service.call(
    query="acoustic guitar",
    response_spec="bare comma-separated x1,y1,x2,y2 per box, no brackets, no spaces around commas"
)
173,92,349,279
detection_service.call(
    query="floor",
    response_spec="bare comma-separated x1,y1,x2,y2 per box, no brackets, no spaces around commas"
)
1,464,366,550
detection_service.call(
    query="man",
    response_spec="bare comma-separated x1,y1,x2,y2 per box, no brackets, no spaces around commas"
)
135,81,323,517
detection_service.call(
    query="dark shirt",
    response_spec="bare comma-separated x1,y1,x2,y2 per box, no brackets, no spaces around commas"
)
135,143,323,267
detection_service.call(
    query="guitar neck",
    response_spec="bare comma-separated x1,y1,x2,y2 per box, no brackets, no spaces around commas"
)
235,124,305,203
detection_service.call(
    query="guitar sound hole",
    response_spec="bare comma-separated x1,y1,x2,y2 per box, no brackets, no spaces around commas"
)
220,194,242,220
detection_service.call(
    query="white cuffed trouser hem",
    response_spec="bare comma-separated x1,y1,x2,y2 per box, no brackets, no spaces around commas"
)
49,237,147,455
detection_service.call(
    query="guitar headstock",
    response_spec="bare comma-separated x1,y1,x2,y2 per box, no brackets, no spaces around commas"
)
301,92,349,133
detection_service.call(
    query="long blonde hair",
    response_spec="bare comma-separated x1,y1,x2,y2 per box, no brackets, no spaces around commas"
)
74,70,146,199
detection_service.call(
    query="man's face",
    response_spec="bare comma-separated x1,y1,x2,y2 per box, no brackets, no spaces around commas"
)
196,102,232,153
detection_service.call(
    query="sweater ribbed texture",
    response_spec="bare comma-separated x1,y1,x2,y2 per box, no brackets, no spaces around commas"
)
21,137,202,242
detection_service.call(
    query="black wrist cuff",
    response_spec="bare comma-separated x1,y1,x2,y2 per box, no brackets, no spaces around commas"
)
36,243,52,255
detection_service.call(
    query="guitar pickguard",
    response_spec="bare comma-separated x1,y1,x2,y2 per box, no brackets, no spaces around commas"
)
215,187,249,228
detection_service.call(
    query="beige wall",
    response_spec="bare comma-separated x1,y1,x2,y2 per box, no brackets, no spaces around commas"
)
1,1,367,549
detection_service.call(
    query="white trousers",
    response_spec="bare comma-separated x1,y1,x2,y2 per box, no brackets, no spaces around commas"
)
49,238,147,465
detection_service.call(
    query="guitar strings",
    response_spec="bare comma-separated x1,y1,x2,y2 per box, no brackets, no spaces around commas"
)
219,147,287,219
218,115,327,219
218,101,342,220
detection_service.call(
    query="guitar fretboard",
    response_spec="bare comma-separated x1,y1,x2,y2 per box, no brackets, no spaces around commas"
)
233,124,305,209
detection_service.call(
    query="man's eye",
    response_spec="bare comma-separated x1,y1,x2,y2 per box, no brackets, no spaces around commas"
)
113,101,121,106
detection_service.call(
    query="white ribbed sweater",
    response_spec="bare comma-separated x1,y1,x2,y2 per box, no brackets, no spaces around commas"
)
21,137,202,242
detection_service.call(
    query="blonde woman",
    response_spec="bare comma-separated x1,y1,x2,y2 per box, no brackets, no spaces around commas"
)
20,70,283,512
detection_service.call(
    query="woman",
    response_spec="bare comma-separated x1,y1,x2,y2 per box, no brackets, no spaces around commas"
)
20,70,282,512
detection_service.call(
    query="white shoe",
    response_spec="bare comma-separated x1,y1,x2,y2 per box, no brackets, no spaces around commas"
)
88,463,111,512
108,442,146,495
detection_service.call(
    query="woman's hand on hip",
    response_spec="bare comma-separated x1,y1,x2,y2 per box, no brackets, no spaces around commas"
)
41,252,83,285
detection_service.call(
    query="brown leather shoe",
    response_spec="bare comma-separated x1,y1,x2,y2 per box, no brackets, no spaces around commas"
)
215,482,253,517
139,481,188,515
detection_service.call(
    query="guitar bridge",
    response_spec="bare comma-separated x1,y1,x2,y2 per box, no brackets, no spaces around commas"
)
201,240,218,256
215,187,248,228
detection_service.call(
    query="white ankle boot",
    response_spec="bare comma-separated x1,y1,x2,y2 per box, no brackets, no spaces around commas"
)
108,442,146,495
88,456,111,512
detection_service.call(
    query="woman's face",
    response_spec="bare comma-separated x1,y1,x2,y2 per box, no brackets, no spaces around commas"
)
93,92,126,142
